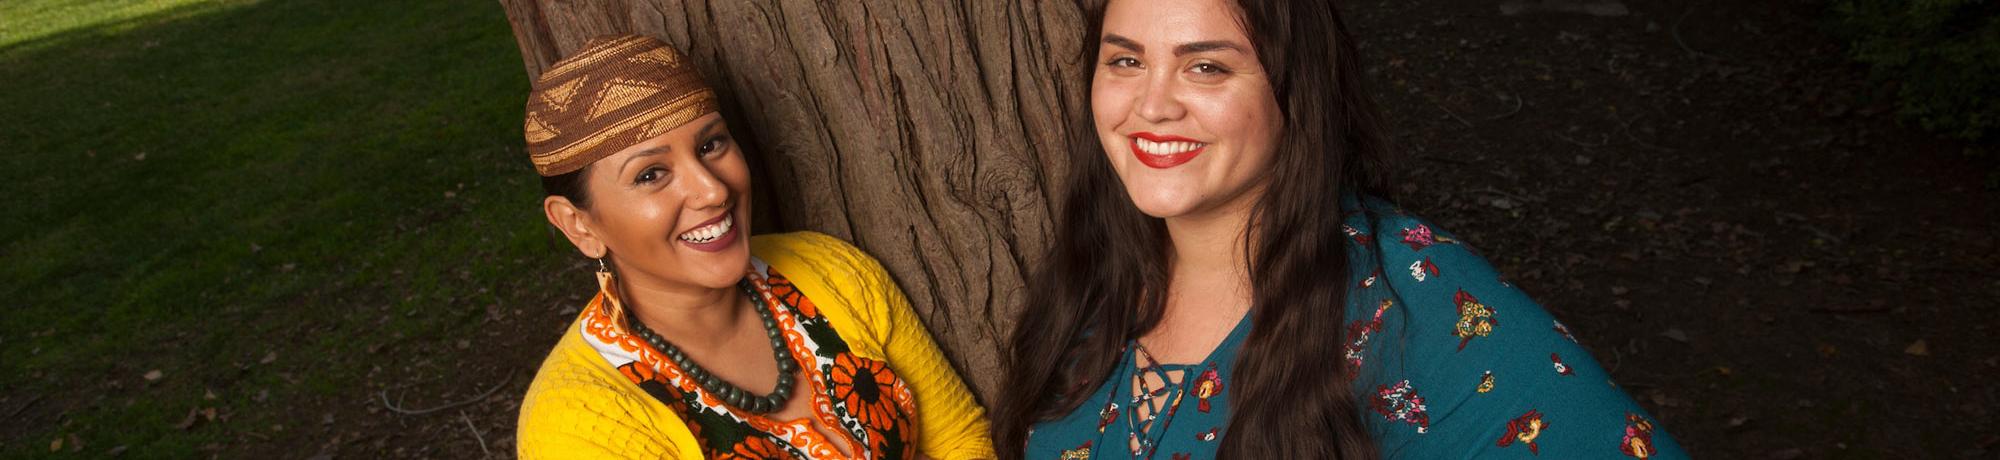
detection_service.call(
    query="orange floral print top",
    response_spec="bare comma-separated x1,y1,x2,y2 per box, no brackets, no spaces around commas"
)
579,257,920,459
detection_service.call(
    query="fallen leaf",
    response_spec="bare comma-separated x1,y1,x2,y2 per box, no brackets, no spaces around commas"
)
1661,329,1689,343
175,408,200,430
1904,340,1930,356
143,370,163,381
261,351,277,364
49,437,62,452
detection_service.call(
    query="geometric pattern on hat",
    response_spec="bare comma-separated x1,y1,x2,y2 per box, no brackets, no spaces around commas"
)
523,34,719,176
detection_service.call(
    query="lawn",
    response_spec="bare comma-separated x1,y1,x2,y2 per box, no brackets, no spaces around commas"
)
0,0,559,456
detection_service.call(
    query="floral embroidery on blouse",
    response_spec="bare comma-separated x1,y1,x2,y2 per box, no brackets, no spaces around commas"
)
1451,289,1497,351
1496,409,1549,454
1372,379,1432,434
1621,413,1660,458
1344,299,1393,374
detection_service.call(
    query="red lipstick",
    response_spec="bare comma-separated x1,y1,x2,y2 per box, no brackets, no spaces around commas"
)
1128,132,1206,169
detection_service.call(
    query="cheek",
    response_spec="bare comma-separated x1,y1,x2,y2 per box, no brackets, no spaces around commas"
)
597,197,675,253
1090,75,1134,134
1195,87,1283,165
719,155,753,197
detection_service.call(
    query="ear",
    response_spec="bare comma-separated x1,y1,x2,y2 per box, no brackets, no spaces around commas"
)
544,195,609,259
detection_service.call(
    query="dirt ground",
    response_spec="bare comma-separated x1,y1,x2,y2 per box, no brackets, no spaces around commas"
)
224,0,1996,458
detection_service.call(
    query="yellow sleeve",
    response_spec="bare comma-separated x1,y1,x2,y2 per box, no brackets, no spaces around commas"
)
517,317,696,459
754,232,997,460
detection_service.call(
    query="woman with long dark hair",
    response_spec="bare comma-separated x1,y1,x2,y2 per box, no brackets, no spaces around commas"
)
995,1,1687,458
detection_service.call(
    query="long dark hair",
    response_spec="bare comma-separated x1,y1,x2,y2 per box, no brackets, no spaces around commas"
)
993,0,1394,458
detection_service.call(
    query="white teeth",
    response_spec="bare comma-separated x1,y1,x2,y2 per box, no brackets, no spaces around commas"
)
678,214,733,244
1136,138,1204,156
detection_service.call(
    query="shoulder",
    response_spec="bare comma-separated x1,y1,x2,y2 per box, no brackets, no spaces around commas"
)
752,231,896,284
1347,198,1536,350
751,229,897,294
1342,197,1505,297
752,231,874,267
750,231,903,345
517,317,683,457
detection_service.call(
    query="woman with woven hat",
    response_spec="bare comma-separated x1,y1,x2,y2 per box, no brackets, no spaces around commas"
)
514,35,993,459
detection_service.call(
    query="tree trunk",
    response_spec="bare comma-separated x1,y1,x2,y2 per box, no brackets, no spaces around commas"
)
497,0,1092,401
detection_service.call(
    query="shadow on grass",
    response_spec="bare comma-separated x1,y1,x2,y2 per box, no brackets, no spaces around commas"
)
0,0,564,456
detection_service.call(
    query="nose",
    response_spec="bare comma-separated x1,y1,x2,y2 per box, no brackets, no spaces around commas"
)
1134,69,1186,123
681,161,730,210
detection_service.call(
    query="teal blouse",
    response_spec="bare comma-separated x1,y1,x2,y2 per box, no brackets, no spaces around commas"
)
1025,197,1688,459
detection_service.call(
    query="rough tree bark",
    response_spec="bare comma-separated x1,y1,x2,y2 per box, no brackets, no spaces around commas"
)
497,0,1093,401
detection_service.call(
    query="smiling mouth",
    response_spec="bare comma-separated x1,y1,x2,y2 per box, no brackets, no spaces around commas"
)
1128,132,1208,169
1134,137,1207,156
678,213,734,244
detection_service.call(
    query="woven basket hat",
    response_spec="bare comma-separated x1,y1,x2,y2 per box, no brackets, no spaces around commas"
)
523,35,719,176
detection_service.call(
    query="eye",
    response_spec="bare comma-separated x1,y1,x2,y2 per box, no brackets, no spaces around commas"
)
1106,56,1141,68
634,166,667,184
697,135,731,157
1186,62,1232,83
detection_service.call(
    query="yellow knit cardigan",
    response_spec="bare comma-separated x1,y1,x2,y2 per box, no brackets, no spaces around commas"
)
517,232,995,459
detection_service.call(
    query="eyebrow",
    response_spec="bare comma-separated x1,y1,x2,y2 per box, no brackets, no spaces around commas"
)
694,116,725,138
1174,40,1246,56
1101,34,1249,57
1103,34,1144,53
617,116,726,173
619,145,670,173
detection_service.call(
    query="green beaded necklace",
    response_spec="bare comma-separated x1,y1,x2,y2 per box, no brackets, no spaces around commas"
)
626,279,800,414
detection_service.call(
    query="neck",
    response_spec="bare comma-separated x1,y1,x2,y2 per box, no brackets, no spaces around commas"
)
1164,213,1249,280
615,272,748,349
1161,191,1262,314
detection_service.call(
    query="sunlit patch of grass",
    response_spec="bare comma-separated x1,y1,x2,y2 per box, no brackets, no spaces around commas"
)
0,0,246,53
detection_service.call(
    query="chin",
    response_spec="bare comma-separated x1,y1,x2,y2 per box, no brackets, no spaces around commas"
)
1123,182,1204,219
689,244,751,288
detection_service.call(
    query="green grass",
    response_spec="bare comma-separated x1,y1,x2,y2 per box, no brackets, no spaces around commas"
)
0,0,557,456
